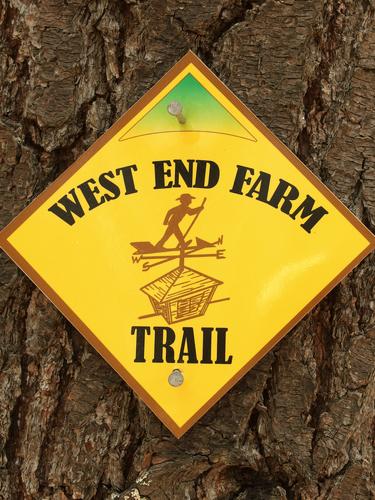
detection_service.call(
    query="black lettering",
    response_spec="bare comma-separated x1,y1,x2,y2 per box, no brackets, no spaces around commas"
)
173,159,194,187
194,160,220,188
78,178,106,210
290,195,328,233
131,326,150,362
116,165,138,194
246,171,271,203
153,160,173,189
230,165,255,194
99,171,121,201
268,178,299,213
201,327,213,364
48,189,85,225
152,326,175,363
177,327,198,363
215,328,232,364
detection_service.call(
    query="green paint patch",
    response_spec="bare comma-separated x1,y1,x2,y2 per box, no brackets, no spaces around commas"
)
119,74,256,142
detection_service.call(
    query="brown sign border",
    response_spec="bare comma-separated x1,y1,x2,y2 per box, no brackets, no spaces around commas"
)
1,51,374,438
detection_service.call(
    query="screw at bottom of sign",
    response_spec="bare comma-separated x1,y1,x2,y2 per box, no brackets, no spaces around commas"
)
168,369,184,387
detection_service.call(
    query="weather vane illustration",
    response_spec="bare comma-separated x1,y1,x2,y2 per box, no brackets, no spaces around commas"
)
131,195,229,324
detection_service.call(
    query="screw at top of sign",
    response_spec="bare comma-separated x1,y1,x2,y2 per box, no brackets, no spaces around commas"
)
167,100,186,124
168,369,184,387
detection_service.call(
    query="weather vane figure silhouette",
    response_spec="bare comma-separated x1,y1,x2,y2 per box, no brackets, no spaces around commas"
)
130,196,229,323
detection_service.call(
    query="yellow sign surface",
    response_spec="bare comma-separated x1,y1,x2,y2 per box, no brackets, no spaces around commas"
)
1,52,374,437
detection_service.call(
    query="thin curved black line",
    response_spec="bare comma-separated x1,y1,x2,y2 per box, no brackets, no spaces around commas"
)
118,130,257,142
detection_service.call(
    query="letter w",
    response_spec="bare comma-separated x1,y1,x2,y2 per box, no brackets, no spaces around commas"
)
132,255,142,263
48,189,85,225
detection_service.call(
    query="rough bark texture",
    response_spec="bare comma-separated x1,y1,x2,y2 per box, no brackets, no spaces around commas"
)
1,0,374,498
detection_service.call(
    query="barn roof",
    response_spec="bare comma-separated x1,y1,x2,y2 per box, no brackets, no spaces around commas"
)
141,266,222,303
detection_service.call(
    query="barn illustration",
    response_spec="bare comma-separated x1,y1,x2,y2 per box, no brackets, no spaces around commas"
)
131,195,228,323
141,266,222,324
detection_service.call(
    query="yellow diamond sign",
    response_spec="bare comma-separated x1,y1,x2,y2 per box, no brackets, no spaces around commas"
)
1,52,374,438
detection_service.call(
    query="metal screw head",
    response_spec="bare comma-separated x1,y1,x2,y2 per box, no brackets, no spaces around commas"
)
167,100,183,116
168,369,184,387
167,101,185,124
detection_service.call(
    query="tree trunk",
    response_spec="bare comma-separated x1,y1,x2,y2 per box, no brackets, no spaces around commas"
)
1,0,374,498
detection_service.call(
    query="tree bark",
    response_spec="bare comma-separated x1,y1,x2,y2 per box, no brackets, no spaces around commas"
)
1,0,374,498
